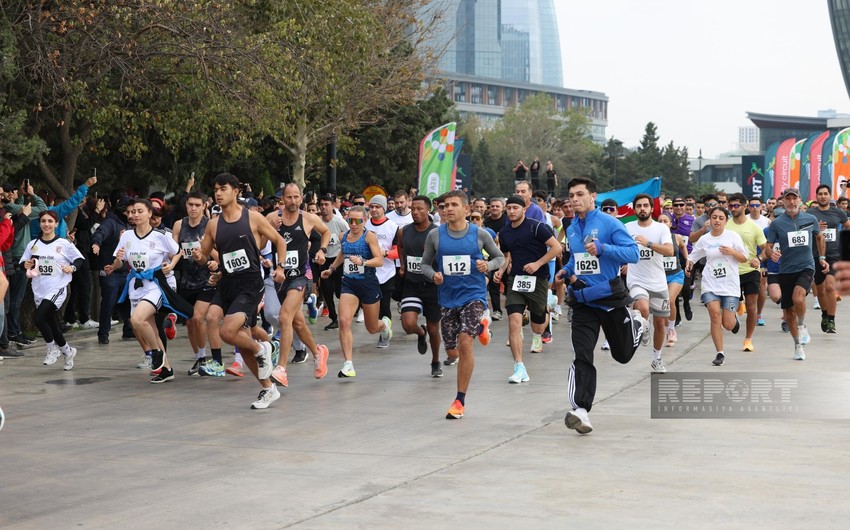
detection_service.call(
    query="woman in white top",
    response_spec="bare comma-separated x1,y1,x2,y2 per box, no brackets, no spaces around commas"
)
21,211,85,370
685,206,748,367
107,199,180,383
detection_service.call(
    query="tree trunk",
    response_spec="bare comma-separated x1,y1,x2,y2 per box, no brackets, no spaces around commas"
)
291,120,309,189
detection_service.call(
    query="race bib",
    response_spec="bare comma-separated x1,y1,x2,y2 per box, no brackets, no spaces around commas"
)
284,250,299,269
711,262,727,279
406,256,423,274
39,257,57,276
181,240,200,260
512,275,537,292
662,256,678,272
788,230,809,248
639,247,654,260
563,238,570,252
343,257,364,276
128,251,149,271
223,249,249,273
823,228,837,243
442,255,471,276
575,252,601,275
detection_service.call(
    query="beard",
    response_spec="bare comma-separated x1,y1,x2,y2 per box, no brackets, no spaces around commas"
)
636,211,650,221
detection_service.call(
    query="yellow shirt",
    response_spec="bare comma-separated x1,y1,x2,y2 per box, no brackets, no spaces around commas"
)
726,217,767,274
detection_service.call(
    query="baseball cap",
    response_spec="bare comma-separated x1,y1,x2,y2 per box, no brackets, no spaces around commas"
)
246,198,259,208
782,188,800,198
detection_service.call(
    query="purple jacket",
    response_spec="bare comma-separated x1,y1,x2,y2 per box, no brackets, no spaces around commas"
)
670,213,694,250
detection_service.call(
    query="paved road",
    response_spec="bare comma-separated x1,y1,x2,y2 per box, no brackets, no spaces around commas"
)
2,299,849,528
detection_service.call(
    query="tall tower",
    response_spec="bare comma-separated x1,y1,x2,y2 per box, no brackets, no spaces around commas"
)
829,0,850,99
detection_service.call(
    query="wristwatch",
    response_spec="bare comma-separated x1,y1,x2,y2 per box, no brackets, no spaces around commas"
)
320,247,328,253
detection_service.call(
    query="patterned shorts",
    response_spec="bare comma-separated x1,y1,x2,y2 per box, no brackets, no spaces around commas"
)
440,300,486,350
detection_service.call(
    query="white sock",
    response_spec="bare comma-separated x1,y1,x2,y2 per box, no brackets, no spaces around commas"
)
653,348,662,361
60,343,72,354
196,347,206,359
235,351,244,365
46,341,56,349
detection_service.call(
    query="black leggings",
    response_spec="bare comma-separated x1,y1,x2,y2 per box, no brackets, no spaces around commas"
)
379,279,394,320
35,299,66,347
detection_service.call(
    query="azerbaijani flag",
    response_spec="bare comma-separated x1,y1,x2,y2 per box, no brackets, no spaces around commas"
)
418,122,458,200
595,177,663,223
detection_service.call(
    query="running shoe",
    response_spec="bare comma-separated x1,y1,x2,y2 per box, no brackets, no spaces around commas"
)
199,360,225,377
814,298,821,310
737,301,746,316
633,311,651,346
443,356,458,366
338,360,356,378
798,325,811,345
291,349,308,364
478,318,491,346
356,309,364,323
150,367,174,383
324,320,339,331
82,319,99,330
431,362,443,378
541,330,553,344
826,319,837,334
151,349,164,372
821,315,829,333
683,304,693,321
743,339,755,352
522,310,530,326
731,316,740,334
564,407,592,434
163,313,177,340
225,362,244,377
757,316,766,326
491,310,503,321
550,310,559,323
666,328,678,345
377,316,393,348
251,384,281,409
650,358,667,374
508,363,529,384
712,352,725,366
271,340,280,366
306,294,318,324
271,365,288,387
446,399,464,419
255,342,273,380
188,357,207,376
321,307,329,318
781,321,789,333
530,334,543,353
314,344,329,379
417,325,427,354
601,340,610,351
43,345,61,366
794,344,806,361
62,347,77,371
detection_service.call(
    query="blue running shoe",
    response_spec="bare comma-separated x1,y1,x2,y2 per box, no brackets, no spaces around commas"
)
199,360,225,377
306,294,318,324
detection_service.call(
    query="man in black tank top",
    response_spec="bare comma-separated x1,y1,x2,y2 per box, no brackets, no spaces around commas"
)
193,173,287,410
263,183,331,387
172,190,220,376
398,195,443,377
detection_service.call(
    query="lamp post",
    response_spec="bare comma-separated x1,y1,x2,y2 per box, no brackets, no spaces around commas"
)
698,149,703,187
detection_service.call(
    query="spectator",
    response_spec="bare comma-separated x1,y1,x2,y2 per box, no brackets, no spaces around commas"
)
91,196,133,344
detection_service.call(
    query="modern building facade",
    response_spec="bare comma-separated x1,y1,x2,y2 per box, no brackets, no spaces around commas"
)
829,0,850,100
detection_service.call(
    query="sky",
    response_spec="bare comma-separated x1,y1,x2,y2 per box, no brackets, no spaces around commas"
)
554,0,849,159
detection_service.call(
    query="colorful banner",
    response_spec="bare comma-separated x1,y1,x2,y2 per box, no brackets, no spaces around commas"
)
799,134,819,201
741,155,765,199
833,128,850,199
763,141,780,199
775,138,797,196
822,130,840,191
418,122,457,201
808,131,831,200
789,138,806,191
595,177,662,223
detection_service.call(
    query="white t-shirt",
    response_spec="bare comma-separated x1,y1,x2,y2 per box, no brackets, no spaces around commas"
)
115,227,179,300
687,229,747,297
21,237,84,303
749,215,770,229
366,217,399,284
625,220,672,292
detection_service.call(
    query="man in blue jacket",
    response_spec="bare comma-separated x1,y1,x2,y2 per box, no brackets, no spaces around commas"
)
555,177,649,435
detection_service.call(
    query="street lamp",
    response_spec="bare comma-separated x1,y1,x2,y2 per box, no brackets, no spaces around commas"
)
698,149,703,187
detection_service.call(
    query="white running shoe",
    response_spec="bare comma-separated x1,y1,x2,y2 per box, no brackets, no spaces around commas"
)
255,342,273,380
63,347,77,371
564,407,593,434
356,309,364,323
377,316,393,348
798,325,811,345
530,334,543,353
43,346,61,366
633,311,651,346
136,355,152,370
794,344,806,361
251,384,280,409
650,358,667,373
81,319,99,330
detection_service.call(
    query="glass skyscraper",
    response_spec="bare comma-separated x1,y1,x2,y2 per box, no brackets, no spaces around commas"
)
829,0,850,99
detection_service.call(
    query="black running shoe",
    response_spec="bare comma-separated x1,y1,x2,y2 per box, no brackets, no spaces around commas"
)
443,356,458,366
151,349,164,372
291,349,308,364
712,353,725,366
684,304,693,321
821,315,829,333
151,367,174,383
431,362,443,378
188,357,207,376
417,325,427,355
324,320,339,331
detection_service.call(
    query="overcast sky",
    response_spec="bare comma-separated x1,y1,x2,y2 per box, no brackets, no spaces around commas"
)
555,0,849,158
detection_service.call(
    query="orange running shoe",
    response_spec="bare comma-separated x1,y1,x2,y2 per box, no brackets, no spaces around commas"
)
737,301,746,316
271,365,288,387
163,313,177,340
314,344,329,379
478,319,491,346
226,362,244,377
446,399,464,419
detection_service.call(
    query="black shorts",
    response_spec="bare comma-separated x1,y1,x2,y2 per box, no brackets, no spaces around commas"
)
739,270,761,297
210,276,264,328
180,286,216,306
276,275,311,303
767,273,780,286
401,279,441,322
777,269,814,309
341,274,382,305
814,257,838,285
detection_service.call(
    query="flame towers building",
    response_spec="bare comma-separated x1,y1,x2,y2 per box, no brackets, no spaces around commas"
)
829,0,850,99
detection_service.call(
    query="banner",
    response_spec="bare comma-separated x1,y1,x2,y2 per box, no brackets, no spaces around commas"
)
808,131,831,200
789,138,806,191
775,138,797,196
741,155,765,199
822,130,840,191
418,122,457,200
595,177,662,223
832,128,850,199
763,141,780,199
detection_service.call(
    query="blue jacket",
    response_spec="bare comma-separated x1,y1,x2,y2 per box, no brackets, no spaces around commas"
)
561,208,638,309
30,184,89,239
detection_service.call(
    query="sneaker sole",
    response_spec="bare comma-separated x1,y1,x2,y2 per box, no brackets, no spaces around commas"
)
337,371,356,378
564,412,592,434
251,390,280,409
150,374,175,384
446,411,463,419
508,377,530,384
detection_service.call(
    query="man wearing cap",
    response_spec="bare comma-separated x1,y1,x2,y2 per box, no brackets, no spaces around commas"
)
808,184,850,334
765,187,826,361
365,194,399,346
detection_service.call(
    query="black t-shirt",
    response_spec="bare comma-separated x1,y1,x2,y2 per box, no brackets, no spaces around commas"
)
515,166,527,180
484,213,507,234
498,217,555,278
809,206,848,259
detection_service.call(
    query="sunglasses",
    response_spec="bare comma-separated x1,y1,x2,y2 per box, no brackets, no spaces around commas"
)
470,216,482,220
718,200,728,205
728,204,742,209
705,203,718,208
748,204,760,208
353,202,366,206
673,203,685,207
348,217,365,225
602,206,616,212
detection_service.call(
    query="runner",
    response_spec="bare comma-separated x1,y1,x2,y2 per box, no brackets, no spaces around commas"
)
192,173,282,408
365,194,398,343
555,177,649,435
808,185,849,334
420,190,504,419
625,193,675,373
765,187,826,360
21,211,85,370
686,206,748,366
320,205,392,378
397,195,443,377
264,183,330,386
317,194,348,331
494,195,561,383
